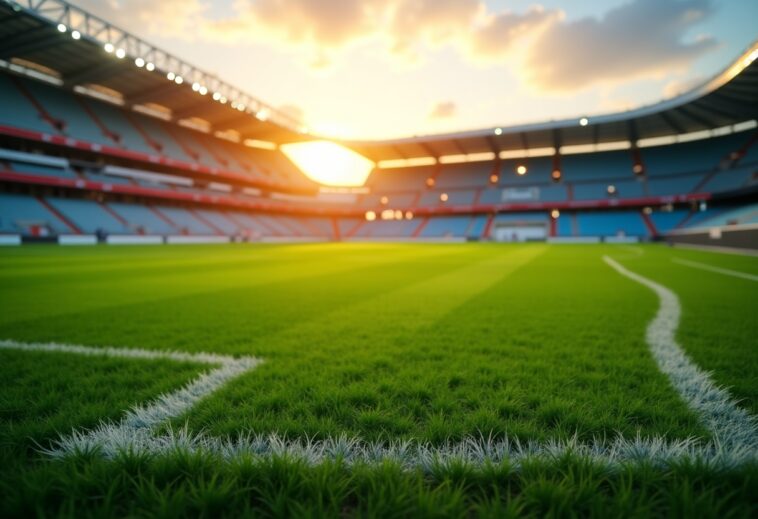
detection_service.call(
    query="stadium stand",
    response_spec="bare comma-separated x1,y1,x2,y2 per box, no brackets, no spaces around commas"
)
0,2,755,246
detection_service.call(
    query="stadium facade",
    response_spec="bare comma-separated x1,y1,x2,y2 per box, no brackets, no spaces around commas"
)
0,0,756,248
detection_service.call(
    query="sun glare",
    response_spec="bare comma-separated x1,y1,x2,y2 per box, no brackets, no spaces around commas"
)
281,141,375,187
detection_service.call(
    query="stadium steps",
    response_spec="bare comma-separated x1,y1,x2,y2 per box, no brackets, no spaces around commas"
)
8,76,64,133
75,97,121,147
36,196,80,233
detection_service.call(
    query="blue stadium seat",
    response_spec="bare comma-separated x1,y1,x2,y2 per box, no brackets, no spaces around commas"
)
562,151,633,181
46,197,130,234
107,202,177,235
21,78,110,144
0,193,69,234
157,207,216,234
649,210,689,233
577,211,647,237
0,74,52,133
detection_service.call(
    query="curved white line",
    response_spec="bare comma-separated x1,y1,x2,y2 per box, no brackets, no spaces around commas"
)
603,256,757,450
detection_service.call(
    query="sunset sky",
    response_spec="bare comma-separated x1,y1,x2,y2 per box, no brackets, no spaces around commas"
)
76,0,757,140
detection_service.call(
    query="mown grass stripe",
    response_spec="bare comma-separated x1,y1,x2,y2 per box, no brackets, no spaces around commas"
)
603,256,758,450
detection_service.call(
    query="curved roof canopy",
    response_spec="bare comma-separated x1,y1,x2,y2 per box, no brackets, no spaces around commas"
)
1,0,756,163
345,42,758,162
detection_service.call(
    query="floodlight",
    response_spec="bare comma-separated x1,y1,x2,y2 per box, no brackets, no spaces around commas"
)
57,23,66,33
167,72,176,80
135,58,145,68
607,185,617,195
440,193,449,202
199,86,208,96
380,196,389,205
405,211,414,220
579,117,589,126
175,75,184,84
115,48,126,59
426,177,435,187
551,209,560,219
490,174,499,183
212,92,221,101
516,165,527,175
71,30,81,40
365,211,376,221
192,82,200,92
104,43,115,53
146,62,155,71
494,128,503,136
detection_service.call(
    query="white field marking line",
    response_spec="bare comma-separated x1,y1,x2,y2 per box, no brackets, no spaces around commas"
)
672,258,758,282
0,338,261,435
3,335,756,468
603,256,758,451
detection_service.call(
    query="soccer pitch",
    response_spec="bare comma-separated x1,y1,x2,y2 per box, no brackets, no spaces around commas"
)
1,243,756,517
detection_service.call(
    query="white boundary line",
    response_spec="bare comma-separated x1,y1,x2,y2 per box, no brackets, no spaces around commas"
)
604,256,757,450
671,258,758,282
3,253,758,470
0,339,261,440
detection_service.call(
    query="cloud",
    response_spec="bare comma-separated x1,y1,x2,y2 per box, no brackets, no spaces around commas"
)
76,0,719,93
663,75,706,98
429,101,457,119
525,0,719,91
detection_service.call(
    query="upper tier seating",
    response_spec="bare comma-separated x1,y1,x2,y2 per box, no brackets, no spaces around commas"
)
0,74,52,133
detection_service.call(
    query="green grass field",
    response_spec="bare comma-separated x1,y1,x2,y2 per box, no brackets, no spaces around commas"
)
1,243,756,517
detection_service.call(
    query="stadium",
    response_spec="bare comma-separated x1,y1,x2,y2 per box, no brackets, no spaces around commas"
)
0,0,756,516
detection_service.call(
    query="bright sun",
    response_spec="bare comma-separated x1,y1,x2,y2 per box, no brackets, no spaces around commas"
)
280,141,375,187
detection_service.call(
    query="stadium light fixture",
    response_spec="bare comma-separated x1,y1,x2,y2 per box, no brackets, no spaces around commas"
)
192,82,200,92
57,23,66,33
516,165,528,175
256,108,269,121
579,117,589,126
607,185,617,195
115,48,126,59
167,72,175,80
365,210,377,221
146,62,155,71
494,128,503,136
135,58,145,68
551,169,562,182
199,86,208,96
104,43,115,53
440,193,449,202
490,174,499,184
426,177,435,187
551,209,560,219
405,211,414,220
174,75,184,84
633,163,644,175
643,207,653,215
380,196,389,205
394,210,403,220
71,30,81,40
237,104,245,112
212,92,221,101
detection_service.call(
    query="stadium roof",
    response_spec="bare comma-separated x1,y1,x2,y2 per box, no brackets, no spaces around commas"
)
345,41,758,163
0,0,309,143
1,0,756,166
